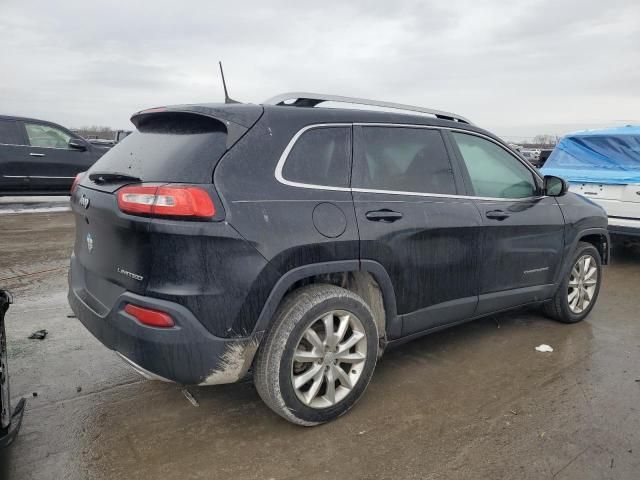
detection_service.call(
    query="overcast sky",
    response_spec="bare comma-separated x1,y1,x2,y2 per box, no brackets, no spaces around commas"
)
1,0,639,140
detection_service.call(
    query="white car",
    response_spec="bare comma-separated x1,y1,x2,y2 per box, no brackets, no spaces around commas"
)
541,126,640,238
570,182,640,237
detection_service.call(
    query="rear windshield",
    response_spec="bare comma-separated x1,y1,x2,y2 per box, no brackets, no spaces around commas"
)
88,113,227,183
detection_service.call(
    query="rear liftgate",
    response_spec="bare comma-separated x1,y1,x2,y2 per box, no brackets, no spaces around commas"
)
0,290,26,448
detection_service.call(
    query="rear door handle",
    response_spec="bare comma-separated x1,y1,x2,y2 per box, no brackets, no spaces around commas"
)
29,153,45,157
365,209,403,223
486,210,510,221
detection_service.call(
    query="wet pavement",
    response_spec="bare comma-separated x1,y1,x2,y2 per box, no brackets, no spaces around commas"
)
0,205,639,479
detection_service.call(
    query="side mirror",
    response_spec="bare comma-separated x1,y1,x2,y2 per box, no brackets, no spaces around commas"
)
544,175,568,197
69,139,88,151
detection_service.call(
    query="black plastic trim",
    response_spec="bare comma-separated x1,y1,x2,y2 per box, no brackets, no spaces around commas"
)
386,298,550,350
252,260,400,338
552,227,610,295
577,228,611,264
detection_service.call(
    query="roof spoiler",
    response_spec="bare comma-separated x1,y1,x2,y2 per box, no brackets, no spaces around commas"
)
130,104,263,149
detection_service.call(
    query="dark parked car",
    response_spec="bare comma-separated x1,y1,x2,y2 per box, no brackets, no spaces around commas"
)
0,115,109,195
536,148,554,168
68,93,609,425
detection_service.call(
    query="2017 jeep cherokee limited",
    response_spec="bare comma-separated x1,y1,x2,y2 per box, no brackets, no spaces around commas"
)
68,93,609,425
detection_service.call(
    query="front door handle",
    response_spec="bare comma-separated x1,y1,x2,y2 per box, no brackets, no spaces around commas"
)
29,153,45,157
365,209,403,223
486,210,510,221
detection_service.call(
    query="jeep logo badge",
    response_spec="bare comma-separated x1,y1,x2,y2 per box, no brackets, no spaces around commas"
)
80,194,90,209
86,233,94,252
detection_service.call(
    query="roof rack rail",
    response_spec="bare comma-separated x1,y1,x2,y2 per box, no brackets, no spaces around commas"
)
262,92,473,125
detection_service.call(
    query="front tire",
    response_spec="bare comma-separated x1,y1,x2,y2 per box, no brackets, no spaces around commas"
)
254,284,379,426
544,241,602,323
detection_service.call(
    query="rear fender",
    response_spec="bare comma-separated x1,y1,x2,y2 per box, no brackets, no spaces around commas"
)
252,260,400,339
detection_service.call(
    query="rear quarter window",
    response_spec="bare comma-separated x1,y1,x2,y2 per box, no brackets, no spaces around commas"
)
281,127,351,188
0,119,24,145
88,113,228,184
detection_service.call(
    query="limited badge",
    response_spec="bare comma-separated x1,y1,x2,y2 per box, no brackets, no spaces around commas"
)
86,233,94,252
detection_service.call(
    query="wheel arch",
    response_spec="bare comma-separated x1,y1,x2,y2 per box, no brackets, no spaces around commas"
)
544,228,606,322
553,227,609,295
578,230,610,265
252,260,400,342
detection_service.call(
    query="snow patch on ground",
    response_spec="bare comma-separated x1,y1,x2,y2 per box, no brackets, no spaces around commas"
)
535,344,553,353
0,196,70,215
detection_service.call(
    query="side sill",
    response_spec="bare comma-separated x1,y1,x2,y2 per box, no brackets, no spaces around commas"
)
385,299,548,350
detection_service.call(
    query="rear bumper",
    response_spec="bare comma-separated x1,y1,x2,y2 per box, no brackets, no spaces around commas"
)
68,256,261,385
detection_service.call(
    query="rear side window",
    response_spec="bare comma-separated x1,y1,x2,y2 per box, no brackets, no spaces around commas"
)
0,119,23,145
88,113,228,184
353,126,456,194
282,127,351,188
25,123,72,149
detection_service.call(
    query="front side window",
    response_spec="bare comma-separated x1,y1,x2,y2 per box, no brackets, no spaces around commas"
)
25,123,72,149
0,119,24,145
353,126,456,195
282,127,351,188
451,132,538,198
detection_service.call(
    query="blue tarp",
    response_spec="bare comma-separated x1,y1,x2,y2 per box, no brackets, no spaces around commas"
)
541,125,640,184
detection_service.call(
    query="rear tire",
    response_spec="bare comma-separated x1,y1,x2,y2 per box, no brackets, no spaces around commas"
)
544,241,602,323
254,284,378,426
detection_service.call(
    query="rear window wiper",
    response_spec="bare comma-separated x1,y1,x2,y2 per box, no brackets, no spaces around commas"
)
89,172,142,185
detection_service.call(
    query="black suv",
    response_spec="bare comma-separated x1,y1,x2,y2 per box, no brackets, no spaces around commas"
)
68,93,609,425
0,115,108,195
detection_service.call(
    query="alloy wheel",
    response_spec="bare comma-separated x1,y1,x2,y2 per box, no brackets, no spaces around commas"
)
291,310,368,409
567,254,598,314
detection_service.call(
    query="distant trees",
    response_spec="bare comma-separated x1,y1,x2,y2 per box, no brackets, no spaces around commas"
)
72,125,115,140
532,134,558,146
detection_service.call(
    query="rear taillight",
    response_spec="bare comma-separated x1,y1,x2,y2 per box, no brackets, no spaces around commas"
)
117,184,215,218
71,172,85,194
124,304,175,328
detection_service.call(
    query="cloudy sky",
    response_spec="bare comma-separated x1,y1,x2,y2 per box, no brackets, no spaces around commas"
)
1,0,639,140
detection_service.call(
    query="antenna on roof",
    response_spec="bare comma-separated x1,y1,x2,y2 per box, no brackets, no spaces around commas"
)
218,61,240,104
